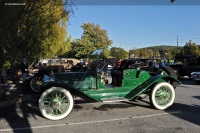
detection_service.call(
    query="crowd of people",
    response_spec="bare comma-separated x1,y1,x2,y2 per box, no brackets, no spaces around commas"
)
148,59,173,72
4,56,174,92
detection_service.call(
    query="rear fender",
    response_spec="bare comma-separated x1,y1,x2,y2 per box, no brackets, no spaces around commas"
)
40,81,75,94
125,75,181,100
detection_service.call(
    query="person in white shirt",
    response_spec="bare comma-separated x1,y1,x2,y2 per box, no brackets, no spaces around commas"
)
42,58,48,67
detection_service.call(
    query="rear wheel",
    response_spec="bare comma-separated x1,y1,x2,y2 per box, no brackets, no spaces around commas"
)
150,82,175,110
39,87,74,120
30,76,43,93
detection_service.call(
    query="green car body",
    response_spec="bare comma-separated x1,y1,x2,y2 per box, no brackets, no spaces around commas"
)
38,49,181,120
42,69,179,101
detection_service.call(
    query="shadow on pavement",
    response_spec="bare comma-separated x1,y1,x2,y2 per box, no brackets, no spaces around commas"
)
0,101,41,133
169,103,200,126
178,77,197,85
193,96,200,100
93,103,136,111
0,82,41,133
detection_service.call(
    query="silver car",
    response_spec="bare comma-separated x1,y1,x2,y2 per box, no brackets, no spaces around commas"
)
191,72,200,84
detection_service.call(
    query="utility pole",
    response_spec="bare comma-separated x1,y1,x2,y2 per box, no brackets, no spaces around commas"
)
177,35,178,48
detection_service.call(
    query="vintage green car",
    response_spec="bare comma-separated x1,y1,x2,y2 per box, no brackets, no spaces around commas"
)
38,49,181,120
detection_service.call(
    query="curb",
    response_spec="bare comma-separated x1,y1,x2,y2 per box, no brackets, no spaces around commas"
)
0,95,32,108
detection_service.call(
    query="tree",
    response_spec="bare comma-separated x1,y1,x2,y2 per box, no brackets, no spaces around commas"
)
194,44,200,55
138,48,149,58
128,49,135,58
129,48,152,59
71,23,112,58
165,48,173,60
134,50,140,58
110,47,128,59
110,47,118,58
0,0,73,99
183,40,200,56
0,0,73,64
15,0,71,60
0,0,30,99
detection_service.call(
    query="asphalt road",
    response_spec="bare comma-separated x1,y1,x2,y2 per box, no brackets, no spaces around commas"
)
0,77,200,133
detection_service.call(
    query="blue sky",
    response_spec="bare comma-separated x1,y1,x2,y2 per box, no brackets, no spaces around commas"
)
67,3,200,50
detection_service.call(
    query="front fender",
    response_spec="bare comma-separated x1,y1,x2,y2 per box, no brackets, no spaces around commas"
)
125,75,181,100
149,75,181,88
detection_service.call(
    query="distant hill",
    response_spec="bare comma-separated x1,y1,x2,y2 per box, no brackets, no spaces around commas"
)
145,45,181,50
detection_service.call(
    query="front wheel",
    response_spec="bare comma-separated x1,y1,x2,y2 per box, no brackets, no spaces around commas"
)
39,87,74,120
150,82,175,110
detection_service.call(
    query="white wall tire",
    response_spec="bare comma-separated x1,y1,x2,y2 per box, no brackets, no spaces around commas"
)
39,87,74,120
150,82,175,110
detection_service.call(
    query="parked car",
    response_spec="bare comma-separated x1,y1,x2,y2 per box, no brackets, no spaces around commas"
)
50,58,80,71
28,65,65,93
29,58,84,93
169,55,200,78
119,58,177,78
38,49,181,120
191,71,200,84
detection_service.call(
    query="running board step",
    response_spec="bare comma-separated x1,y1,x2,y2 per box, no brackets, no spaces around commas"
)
100,98,129,103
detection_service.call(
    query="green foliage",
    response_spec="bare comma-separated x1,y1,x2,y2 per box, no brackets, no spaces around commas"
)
129,48,157,59
183,40,200,56
0,0,27,65
2,61,11,70
71,23,112,58
129,45,178,59
128,42,200,60
110,47,128,59
18,0,71,59
0,0,72,66
129,49,139,58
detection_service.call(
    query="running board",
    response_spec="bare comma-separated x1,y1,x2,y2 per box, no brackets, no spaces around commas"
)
100,98,129,103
